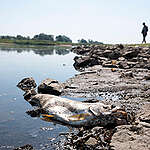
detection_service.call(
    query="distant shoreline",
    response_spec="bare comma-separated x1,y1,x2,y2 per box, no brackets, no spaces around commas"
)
0,39,150,48
0,43,73,49
0,39,74,47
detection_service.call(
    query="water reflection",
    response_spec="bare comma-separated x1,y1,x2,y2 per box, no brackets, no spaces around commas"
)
0,45,77,149
0,45,70,56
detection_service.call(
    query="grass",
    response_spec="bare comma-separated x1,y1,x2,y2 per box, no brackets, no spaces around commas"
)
0,39,73,46
0,39,104,47
1,39,149,47
127,43,150,47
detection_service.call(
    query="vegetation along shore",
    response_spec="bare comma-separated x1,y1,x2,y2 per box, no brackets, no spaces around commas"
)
0,33,103,46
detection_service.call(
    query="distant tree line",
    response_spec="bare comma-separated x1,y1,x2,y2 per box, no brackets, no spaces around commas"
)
78,39,103,44
0,33,103,44
33,33,54,41
0,35,30,40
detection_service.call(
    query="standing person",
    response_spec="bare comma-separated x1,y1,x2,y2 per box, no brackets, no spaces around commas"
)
141,22,148,43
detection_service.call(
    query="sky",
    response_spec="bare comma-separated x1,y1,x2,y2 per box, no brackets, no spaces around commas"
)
0,0,150,44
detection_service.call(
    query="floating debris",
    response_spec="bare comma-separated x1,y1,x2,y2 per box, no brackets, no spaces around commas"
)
40,127,53,131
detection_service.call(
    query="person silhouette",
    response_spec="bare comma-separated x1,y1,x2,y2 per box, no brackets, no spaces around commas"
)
141,22,148,43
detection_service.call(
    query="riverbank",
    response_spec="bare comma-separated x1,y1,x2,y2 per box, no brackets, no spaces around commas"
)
15,44,150,149
0,39,74,47
62,44,150,149
1,39,150,48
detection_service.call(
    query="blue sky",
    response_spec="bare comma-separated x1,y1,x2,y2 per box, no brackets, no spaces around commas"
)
0,0,150,44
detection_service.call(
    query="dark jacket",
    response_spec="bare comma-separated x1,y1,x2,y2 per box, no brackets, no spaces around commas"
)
142,25,148,35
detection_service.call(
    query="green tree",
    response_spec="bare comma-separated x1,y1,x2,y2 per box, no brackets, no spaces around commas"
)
55,35,72,43
16,35,26,40
33,33,54,41
0,35,16,40
88,39,103,44
78,39,88,44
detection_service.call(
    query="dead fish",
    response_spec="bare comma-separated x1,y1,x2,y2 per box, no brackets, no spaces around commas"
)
28,94,128,127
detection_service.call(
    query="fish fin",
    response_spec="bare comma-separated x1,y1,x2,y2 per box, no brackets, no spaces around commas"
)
41,114,54,118
40,117,52,122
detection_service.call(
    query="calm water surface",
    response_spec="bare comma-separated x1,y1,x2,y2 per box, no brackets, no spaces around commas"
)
0,45,78,149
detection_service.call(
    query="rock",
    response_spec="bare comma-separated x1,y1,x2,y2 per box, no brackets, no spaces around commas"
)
102,63,117,68
139,122,150,128
23,89,37,101
73,56,99,70
118,61,130,69
123,50,139,59
72,45,150,70
62,126,114,150
118,57,125,61
13,144,34,150
109,50,121,59
144,74,150,80
38,78,63,95
110,102,150,150
137,103,150,124
71,46,90,55
102,50,121,59
17,77,37,91
71,45,150,70
144,63,150,70
127,62,137,68
120,71,134,78
74,56,90,67
142,47,150,51
98,57,108,62
82,98,99,103
103,50,112,58
131,57,138,62
26,108,47,117
85,137,98,145
138,54,150,58
117,44,124,49
143,58,148,62
110,124,150,150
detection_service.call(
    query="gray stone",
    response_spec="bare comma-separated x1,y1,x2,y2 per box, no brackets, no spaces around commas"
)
17,77,37,91
73,56,99,70
123,50,139,59
38,78,63,95
85,137,98,145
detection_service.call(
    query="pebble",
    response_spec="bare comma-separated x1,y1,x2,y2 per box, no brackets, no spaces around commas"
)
40,127,53,131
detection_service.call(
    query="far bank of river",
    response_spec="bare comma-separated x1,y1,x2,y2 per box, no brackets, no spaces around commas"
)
0,39,84,48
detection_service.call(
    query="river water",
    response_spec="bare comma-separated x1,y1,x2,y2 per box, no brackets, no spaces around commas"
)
0,45,78,149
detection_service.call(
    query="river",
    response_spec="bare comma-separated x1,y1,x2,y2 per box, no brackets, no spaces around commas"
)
0,45,78,149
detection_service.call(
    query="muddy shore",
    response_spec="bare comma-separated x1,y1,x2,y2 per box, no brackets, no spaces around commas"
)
61,44,150,149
